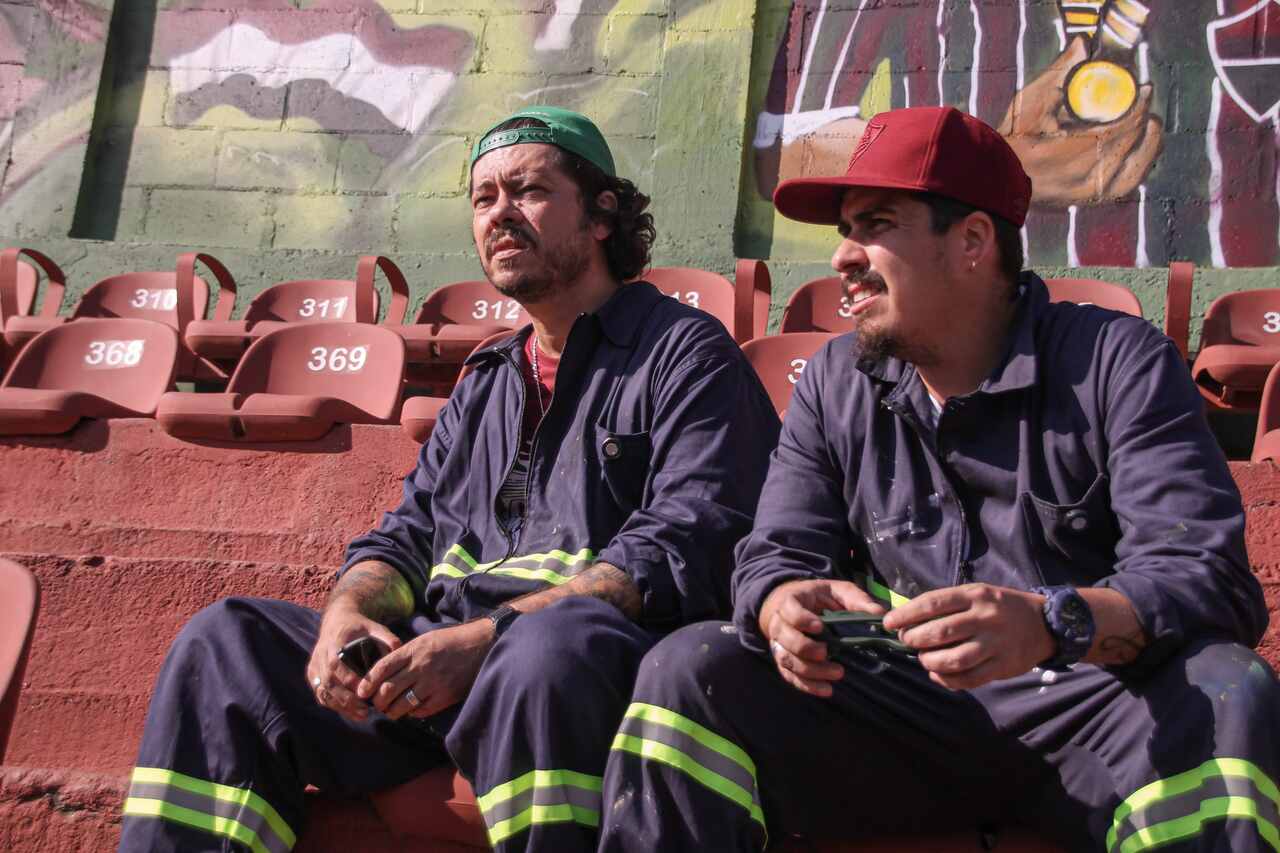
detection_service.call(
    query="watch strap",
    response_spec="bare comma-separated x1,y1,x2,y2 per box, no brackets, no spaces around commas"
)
487,604,521,639
1031,585,1095,670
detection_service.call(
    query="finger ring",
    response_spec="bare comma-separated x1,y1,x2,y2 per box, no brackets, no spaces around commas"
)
770,640,783,657
403,687,421,708
311,675,322,689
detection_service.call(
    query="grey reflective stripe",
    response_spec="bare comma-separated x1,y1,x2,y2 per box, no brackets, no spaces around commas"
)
126,781,292,853
481,780,602,828
1112,775,1280,842
616,715,762,810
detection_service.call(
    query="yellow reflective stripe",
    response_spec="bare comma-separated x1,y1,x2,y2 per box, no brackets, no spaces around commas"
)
1108,759,1280,851
128,767,295,847
429,544,595,583
859,572,911,608
476,768,603,812
487,804,600,845
1115,797,1280,853
612,733,766,833
123,798,273,853
623,703,757,778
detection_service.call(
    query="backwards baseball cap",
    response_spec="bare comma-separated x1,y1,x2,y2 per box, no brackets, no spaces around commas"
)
772,106,1032,227
471,105,616,177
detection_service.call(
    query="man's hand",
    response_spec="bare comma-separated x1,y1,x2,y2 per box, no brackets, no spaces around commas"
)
358,620,495,720
758,579,886,698
883,583,1053,691
306,600,403,723
998,36,1162,207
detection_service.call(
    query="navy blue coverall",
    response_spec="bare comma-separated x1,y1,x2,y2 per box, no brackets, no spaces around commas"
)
118,282,780,853
597,275,1280,852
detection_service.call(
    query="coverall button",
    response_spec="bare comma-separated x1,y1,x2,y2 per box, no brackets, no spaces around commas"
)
603,437,621,459
1066,509,1088,531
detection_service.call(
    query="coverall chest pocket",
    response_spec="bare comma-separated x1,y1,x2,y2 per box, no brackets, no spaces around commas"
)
1020,473,1119,585
594,425,651,515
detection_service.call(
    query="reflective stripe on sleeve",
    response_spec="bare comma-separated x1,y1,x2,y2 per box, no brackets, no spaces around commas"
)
476,768,603,845
429,544,595,585
1108,758,1280,852
610,702,766,836
122,767,295,853
858,571,911,608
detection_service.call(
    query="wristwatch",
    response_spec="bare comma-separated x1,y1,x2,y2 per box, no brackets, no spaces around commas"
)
487,604,521,640
1031,585,1094,669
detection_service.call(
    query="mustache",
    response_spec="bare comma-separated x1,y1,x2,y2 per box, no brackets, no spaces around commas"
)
844,269,886,296
487,225,536,256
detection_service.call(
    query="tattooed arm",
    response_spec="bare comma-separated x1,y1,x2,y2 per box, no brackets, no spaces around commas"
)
504,561,643,621
1079,587,1149,666
327,560,416,624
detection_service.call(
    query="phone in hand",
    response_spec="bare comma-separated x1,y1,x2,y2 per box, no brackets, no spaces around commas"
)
337,636,387,678
820,610,917,659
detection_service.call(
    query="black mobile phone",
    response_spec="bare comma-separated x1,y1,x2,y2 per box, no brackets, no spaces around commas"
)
820,610,917,658
337,636,387,678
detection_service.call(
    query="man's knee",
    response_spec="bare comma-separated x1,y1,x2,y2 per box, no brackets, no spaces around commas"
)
630,622,765,706
1183,641,1280,732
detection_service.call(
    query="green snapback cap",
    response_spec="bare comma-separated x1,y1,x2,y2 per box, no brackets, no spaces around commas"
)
470,105,616,177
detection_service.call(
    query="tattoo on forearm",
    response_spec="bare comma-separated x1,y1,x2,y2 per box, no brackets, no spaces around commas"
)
510,562,643,621
1096,627,1149,666
329,562,414,622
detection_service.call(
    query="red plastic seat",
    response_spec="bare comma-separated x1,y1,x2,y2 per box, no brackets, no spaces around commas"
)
400,330,515,442
645,259,771,343
0,248,66,370
158,322,406,442
0,557,39,764
1192,288,1280,411
741,332,836,417
185,255,409,365
1253,362,1280,462
1164,262,1195,362
1043,277,1143,317
779,276,856,334
0,318,180,435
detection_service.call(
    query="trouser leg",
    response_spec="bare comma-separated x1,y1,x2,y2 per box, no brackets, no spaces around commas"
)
446,597,656,853
598,621,1050,853
118,597,449,853
994,639,1280,852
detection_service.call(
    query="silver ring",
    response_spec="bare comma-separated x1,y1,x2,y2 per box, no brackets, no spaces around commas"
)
770,640,783,657
311,675,322,689
403,687,421,708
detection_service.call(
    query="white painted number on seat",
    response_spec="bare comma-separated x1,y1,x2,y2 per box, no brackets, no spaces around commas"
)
787,357,807,384
299,297,348,319
130,289,177,311
85,340,145,368
667,291,701,308
837,296,854,318
306,345,368,372
1264,312,1280,333
471,300,521,321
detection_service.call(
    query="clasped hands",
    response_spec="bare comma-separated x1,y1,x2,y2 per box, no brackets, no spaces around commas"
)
759,579,1054,696
305,602,495,723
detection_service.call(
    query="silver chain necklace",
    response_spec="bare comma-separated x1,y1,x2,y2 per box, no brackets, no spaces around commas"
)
530,333,547,417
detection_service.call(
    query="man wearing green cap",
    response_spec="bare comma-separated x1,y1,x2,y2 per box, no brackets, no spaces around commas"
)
118,107,779,853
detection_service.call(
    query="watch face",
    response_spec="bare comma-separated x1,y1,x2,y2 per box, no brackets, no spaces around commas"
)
1061,596,1088,632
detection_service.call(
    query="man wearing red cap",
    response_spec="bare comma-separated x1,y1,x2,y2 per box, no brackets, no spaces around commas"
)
596,107,1278,851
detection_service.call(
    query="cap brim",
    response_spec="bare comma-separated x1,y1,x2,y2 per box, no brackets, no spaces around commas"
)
773,175,939,225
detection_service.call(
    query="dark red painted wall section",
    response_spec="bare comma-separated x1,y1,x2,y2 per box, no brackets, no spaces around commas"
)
2,420,1278,850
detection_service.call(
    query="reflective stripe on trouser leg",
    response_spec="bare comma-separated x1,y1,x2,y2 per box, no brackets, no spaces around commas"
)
477,769,603,845
1108,758,1280,852
122,767,296,853
610,701,767,838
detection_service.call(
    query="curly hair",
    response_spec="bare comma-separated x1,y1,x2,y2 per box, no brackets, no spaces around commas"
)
473,117,657,282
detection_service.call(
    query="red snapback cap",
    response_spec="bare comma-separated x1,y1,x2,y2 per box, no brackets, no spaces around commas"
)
772,106,1033,227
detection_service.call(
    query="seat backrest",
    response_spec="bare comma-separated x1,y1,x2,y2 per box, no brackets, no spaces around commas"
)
2,318,180,411
0,557,39,764
741,332,836,416
1165,262,1195,361
1200,288,1280,349
73,271,211,327
243,255,409,328
0,247,66,324
415,280,532,329
779,276,856,334
645,266,737,331
227,322,406,419
1254,362,1280,460
1043,278,1143,318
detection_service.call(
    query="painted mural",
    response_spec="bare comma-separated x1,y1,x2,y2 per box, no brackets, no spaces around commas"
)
748,0,1280,268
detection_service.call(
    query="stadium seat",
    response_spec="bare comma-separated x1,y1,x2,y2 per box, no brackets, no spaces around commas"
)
741,332,836,416
185,255,409,364
1252,362,1280,462
158,322,406,442
645,259,772,343
0,248,64,372
1192,288,1280,410
779,276,854,334
370,767,487,848
1043,277,1142,317
0,557,39,764
1164,262,1195,362
390,279,525,393
0,318,180,435
400,330,514,442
